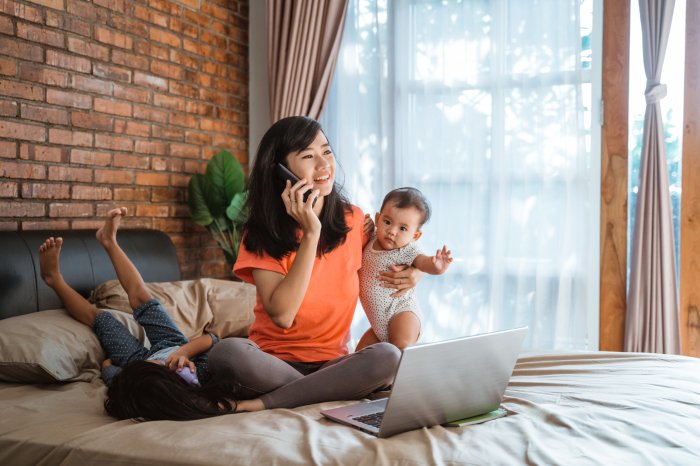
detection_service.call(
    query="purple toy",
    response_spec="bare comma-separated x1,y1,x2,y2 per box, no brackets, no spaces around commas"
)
176,366,200,386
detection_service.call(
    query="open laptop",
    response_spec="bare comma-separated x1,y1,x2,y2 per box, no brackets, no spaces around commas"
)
321,327,527,438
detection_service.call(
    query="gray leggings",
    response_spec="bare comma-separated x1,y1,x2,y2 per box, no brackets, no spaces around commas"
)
208,338,400,409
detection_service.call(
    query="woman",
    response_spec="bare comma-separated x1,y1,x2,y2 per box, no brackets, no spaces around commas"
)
208,116,420,411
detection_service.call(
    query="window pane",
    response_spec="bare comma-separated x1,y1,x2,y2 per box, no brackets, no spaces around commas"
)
504,83,588,178
401,91,492,178
322,0,601,350
406,0,491,83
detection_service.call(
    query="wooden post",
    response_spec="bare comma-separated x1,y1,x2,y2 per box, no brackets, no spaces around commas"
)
599,0,630,351
680,0,700,357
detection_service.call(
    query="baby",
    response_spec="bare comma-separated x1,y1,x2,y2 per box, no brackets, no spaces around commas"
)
358,187,452,351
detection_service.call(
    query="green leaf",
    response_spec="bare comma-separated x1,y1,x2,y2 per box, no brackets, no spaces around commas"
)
222,249,235,267
188,149,247,267
204,150,245,217
213,215,230,232
226,191,248,225
188,174,213,226
233,238,242,259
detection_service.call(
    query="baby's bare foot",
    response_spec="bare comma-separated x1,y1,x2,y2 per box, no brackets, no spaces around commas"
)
39,237,63,287
96,207,127,247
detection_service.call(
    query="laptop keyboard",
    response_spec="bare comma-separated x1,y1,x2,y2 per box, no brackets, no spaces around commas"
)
353,411,384,428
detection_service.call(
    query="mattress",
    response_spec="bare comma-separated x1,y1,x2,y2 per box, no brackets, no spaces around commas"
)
2,351,699,465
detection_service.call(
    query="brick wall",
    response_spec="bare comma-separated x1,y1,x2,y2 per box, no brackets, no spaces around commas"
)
0,0,248,279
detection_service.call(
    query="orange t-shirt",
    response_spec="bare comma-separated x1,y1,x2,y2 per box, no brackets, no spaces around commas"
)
233,205,366,362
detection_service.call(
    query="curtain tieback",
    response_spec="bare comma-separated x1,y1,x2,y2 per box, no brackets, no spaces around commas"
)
645,82,667,104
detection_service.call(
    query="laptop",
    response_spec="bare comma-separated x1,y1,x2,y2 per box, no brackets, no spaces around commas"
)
321,327,527,438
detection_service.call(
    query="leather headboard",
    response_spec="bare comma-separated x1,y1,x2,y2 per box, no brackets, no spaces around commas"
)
0,229,181,320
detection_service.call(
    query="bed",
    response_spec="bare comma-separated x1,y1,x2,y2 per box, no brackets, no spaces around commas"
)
1,229,699,465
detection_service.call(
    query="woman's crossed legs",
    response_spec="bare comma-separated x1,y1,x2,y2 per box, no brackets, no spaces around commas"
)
208,338,400,410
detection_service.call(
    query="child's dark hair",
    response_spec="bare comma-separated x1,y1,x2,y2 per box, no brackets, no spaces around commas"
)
243,116,352,259
104,361,241,421
380,187,431,226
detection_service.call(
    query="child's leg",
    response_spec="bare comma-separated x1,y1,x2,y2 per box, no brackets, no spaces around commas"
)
93,311,149,366
39,237,100,326
355,328,381,351
39,237,149,365
96,207,151,310
131,300,188,353
387,311,421,351
96,207,187,350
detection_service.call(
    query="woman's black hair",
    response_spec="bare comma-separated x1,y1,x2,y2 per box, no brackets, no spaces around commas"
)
243,116,352,259
381,187,432,226
104,361,242,421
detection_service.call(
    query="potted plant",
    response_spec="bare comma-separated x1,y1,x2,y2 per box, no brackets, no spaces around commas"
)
188,150,248,268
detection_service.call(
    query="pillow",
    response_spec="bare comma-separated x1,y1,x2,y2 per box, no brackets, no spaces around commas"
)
0,279,254,384
90,278,255,339
0,308,140,383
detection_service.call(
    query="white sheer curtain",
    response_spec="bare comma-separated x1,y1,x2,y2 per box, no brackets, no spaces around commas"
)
321,0,601,350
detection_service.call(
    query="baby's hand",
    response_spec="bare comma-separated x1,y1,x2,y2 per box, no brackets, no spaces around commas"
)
432,245,453,274
165,352,195,373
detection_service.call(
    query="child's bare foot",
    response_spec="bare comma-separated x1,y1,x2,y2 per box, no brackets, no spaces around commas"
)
96,207,127,247
39,237,64,288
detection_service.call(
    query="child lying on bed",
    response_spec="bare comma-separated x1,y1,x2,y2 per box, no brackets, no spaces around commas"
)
39,207,259,420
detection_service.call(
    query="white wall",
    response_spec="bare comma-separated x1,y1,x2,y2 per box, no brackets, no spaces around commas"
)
248,0,271,165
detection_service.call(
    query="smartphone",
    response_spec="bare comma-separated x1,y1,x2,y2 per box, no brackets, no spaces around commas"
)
275,163,312,202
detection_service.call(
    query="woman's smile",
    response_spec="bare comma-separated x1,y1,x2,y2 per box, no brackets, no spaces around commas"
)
312,173,333,190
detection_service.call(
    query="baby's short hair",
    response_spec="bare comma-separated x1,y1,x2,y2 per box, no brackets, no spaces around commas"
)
380,187,431,226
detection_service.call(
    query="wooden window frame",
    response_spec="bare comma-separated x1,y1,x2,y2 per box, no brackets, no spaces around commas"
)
600,0,699,356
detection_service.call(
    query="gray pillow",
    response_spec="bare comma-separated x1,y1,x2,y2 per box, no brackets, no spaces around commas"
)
0,309,138,383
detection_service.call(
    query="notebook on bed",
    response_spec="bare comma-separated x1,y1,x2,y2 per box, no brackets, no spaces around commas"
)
321,327,527,438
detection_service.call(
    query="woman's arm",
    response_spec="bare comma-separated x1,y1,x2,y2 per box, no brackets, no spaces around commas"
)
252,230,319,329
253,179,322,329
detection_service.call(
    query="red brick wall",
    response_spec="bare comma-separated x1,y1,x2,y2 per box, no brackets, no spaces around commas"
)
0,0,248,279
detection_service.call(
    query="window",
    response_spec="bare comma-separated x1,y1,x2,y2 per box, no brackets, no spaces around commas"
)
322,0,602,350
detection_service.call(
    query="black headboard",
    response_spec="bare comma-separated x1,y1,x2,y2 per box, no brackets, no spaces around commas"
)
0,229,181,320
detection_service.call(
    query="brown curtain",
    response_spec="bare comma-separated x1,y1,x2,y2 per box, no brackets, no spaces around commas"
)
268,0,348,121
625,0,680,354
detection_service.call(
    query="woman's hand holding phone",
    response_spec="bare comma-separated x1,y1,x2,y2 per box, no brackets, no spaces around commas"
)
281,178,321,237
276,163,312,202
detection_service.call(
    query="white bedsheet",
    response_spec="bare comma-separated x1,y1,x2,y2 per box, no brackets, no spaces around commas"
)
2,351,699,465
